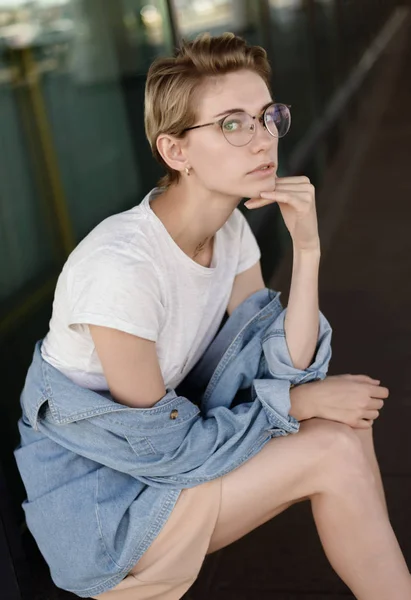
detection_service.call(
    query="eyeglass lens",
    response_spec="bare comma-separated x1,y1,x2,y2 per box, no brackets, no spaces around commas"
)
221,103,291,146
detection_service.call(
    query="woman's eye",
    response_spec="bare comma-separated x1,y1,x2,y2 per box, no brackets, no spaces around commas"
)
223,120,241,132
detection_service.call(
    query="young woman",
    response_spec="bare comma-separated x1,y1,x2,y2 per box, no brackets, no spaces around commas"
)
15,33,411,600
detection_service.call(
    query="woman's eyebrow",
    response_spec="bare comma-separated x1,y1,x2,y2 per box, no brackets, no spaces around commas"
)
212,100,274,118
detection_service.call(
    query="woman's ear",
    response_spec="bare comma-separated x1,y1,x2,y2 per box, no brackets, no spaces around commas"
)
156,134,188,174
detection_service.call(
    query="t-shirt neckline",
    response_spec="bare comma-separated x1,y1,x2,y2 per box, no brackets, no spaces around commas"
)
142,187,219,275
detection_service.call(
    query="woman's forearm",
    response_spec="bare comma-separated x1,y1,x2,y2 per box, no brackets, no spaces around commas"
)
284,247,321,370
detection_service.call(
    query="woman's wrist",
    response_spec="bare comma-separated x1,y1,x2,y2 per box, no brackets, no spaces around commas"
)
292,244,321,262
289,384,317,421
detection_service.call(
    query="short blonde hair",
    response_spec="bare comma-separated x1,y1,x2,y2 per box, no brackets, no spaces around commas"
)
144,32,272,188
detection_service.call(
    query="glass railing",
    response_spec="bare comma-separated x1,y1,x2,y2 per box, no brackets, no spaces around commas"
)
0,0,175,323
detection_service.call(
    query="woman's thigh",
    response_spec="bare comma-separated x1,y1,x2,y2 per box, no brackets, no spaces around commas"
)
351,426,387,512
207,418,363,554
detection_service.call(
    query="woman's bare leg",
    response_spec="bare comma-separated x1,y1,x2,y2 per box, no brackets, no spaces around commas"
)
352,426,388,514
207,418,410,600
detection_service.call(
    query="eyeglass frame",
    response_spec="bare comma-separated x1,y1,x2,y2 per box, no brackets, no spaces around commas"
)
181,102,292,145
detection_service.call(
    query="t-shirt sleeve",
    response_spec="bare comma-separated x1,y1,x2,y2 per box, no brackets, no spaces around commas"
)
236,210,261,275
67,246,164,342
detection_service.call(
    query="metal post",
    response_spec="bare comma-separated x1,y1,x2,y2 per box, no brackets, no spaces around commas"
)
164,0,181,48
14,46,75,257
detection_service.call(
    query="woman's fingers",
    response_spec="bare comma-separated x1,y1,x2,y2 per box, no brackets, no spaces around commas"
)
341,374,381,384
363,410,381,421
260,190,311,204
355,419,374,429
244,198,276,209
271,184,312,192
275,176,310,185
245,190,311,210
356,375,381,383
368,384,389,399
368,399,385,410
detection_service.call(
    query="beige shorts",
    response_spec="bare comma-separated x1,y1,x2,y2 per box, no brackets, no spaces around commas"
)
92,477,222,600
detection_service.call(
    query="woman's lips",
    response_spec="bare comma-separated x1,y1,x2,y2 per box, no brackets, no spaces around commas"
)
248,165,276,177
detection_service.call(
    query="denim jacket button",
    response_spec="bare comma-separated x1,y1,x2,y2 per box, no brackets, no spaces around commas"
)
170,409,179,420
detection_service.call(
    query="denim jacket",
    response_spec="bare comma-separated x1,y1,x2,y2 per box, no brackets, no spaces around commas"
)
14,288,332,597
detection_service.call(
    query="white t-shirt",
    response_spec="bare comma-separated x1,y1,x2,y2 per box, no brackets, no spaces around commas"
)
41,187,261,391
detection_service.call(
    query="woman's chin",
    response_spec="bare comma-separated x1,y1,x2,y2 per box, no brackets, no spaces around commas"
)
248,177,276,196
244,184,276,200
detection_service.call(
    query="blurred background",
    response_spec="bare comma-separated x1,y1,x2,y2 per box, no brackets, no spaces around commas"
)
1,1,411,598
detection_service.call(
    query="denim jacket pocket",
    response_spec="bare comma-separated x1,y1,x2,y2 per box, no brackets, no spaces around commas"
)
128,419,196,456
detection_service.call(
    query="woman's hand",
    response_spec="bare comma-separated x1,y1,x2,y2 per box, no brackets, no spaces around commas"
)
244,176,320,252
289,374,389,429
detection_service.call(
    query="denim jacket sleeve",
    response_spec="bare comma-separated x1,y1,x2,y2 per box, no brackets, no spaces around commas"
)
33,379,298,490
261,308,332,385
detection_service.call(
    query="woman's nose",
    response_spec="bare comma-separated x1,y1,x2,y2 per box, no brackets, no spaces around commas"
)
249,119,277,152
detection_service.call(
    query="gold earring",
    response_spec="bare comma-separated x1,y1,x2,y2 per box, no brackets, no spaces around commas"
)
185,166,191,176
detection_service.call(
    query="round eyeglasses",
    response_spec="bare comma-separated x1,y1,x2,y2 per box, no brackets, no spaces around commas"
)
182,102,291,147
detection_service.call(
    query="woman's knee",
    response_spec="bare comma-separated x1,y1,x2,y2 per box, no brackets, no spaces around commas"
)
300,418,377,494
299,417,362,454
